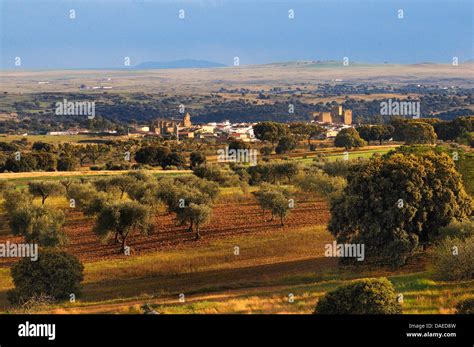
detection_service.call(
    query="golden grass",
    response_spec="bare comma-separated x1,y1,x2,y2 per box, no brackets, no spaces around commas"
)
82,225,332,284
0,169,191,180
1,220,471,314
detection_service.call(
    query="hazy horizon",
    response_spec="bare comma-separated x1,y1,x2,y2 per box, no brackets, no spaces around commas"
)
1,0,473,70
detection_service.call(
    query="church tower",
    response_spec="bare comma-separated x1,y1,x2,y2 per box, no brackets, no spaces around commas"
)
182,112,192,128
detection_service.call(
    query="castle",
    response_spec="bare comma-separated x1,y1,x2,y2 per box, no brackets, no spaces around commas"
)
314,105,352,125
150,113,192,135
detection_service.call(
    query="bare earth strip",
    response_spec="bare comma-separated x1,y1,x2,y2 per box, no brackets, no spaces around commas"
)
0,169,191,180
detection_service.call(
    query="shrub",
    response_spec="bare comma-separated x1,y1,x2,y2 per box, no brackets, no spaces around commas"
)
57,155,77,171
10,205,67,247
314,278,402,314
296,168,346,201
2,189,33,215
190,151,206,168
319,160,355,178
0,180,13,195
0,141,19,152
436,219,474,241
7,249,84,304
432,236,474,281
260,146,273,156
455,298,474,314
32,141,54,152
105,161,131,170
193,165,240,187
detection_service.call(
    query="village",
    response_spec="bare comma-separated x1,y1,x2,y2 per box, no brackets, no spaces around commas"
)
44,104,355,143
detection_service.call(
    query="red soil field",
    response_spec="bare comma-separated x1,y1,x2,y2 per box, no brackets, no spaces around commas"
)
0,195,330,266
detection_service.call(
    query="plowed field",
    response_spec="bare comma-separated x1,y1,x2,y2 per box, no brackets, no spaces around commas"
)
0,195,329,266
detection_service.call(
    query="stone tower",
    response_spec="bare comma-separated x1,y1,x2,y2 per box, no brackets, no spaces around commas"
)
182,113,192,128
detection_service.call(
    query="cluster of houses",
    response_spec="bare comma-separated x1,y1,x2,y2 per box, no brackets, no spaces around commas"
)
43,104,354,141
131,113,257,142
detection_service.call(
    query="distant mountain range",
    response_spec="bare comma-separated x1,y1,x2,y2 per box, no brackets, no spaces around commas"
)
134,59,226,69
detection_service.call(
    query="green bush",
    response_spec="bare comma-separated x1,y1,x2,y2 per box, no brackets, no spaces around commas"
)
105,161,131,170
314,278,402,314
57,155,77,171
2,189,33,215
455,298,474,314
190,151,206,168
296,168,346,201
7,249,84,304
436,219,474,241
10,205,67,247
260,146,273,156
193,165,240,187
320,160,355,178
432,236,474,281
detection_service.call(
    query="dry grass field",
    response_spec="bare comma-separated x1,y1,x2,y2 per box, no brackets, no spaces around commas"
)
1,62,473,94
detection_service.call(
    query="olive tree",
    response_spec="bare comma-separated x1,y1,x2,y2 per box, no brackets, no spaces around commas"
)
93,201,152,253
28,181,64,205
10,205,67,247
296,168,346,201
254,184,292,226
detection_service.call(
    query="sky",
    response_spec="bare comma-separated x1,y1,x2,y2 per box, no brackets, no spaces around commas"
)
0,0,473,69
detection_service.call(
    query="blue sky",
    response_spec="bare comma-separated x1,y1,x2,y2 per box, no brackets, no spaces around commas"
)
0,0,472,69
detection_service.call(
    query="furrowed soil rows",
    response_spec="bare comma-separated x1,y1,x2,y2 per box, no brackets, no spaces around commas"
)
0,195,329,265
